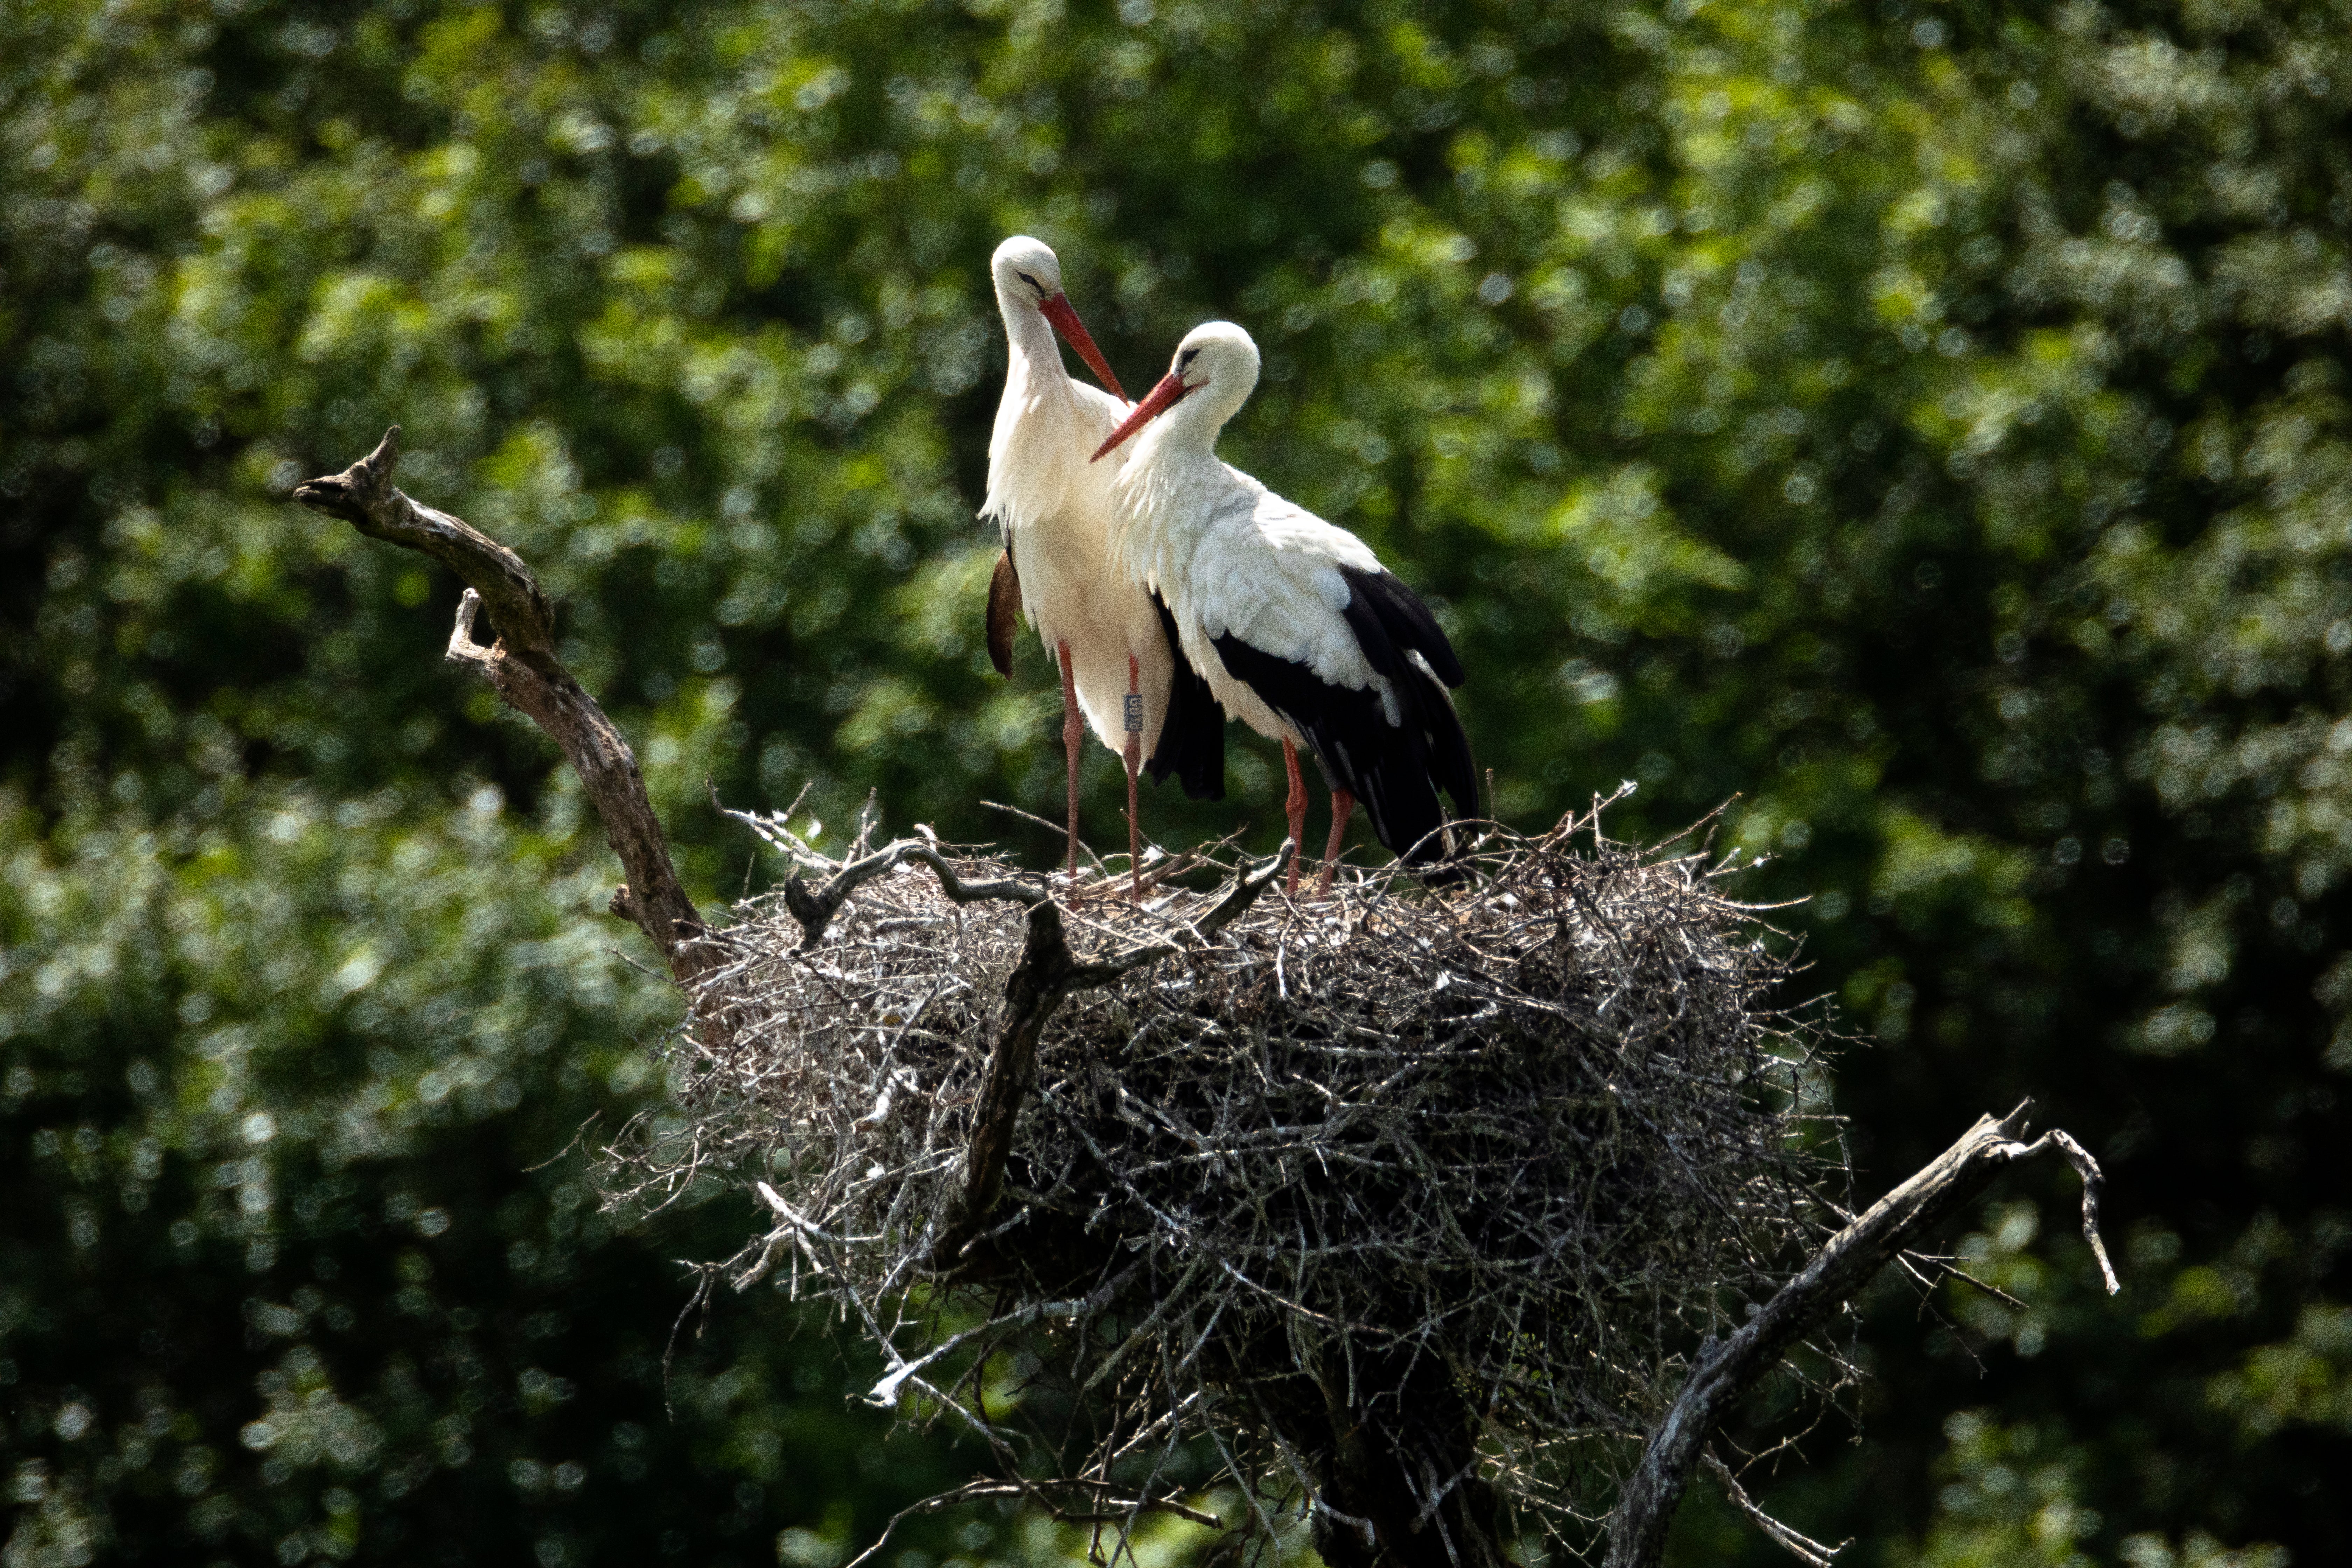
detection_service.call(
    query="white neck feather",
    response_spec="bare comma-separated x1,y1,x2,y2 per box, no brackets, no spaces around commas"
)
983,290,1086,528
1107,395,1263,592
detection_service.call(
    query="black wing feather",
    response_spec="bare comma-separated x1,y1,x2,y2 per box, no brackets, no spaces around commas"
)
985,548,1021,679
1340,565,1467,686
1213,566,1468,870
1208,634,1435,862
1335,566,1477,824
1146,592,1226,801
1212,566,1474,871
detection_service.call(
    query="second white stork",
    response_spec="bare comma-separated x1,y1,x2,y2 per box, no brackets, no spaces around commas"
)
980,236,1220,891
1095,320,1477,893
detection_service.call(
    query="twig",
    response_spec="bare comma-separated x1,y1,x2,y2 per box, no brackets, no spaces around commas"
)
1250,1388,1376,1547
2039,1128,2121,1294
840,1478,1221,1568
1701,1448,1846,1568
1188,841,1292,940
1929,1259,2031,1314
865,1260,1145,1407
785,838,1049,950
659,1267,716,1420
981,798,1115,878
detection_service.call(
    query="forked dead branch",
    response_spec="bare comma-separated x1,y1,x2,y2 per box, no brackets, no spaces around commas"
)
293,431,2119,1568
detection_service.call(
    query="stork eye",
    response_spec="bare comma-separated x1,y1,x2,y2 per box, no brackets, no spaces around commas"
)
1016,270,1045,295
1178,348,1199,368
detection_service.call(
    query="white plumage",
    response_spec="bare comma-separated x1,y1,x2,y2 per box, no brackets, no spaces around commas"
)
1097,320,1476,890
980,236,1181,883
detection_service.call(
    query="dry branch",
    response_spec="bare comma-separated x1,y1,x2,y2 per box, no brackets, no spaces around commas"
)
291,427,711,985
1700,1448,1845,1568
782,838,1051,948
927,895,1173,1270
1600,1103,2118,1568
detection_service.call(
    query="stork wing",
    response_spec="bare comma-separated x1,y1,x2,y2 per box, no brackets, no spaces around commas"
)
1146,592,1226,800
1201,544,1475,866
1335,565,1478,830
986,548,1022,679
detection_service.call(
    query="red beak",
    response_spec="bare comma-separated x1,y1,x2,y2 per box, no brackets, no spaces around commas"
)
1090,370,1189,463
1037,294,1127,402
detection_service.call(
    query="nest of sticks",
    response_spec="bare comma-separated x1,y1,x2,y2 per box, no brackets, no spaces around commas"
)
605,802,1844,1559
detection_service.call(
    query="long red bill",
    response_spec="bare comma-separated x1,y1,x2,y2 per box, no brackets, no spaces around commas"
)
1037,294,1127,402
1090,371,1189,463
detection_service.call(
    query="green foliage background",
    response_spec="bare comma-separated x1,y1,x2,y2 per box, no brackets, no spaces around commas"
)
5,0,2348,1564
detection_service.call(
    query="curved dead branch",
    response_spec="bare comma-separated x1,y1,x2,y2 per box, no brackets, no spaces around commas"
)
293,427,710,982
1601,1101,2118,1568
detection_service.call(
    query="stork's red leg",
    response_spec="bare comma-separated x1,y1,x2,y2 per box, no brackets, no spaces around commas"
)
1317,789,1355,895
1124,654,1144,900
1282,738,1308,896
1059,639,1083,879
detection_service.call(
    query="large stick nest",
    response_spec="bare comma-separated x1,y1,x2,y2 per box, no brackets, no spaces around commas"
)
606,806,1843,1551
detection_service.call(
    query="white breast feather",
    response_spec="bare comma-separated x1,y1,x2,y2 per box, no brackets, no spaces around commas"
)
981,339,1169,759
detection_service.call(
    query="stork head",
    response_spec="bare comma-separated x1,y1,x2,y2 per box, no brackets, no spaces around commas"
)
1091,320,1260,462
991,235,1126,400
992,235,1066,305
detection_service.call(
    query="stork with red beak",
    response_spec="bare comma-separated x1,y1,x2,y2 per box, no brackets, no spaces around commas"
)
981,237,1221,891
1095,321,1475,894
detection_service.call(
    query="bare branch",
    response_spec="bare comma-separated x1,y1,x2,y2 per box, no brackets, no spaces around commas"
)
1186,841,1292,940
1602,1101,2118,1568
295,427,555,658
291,428,711,985
785,839,1051,950
840,1478,1221,1568
924,897,1172,1272
2038,1127,2121,1294
865,1260,1146,1408
1933,1261,2031,1314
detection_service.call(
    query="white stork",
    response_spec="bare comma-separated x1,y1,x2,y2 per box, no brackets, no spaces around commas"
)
981,236,1219,891
1094,321,1476,894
